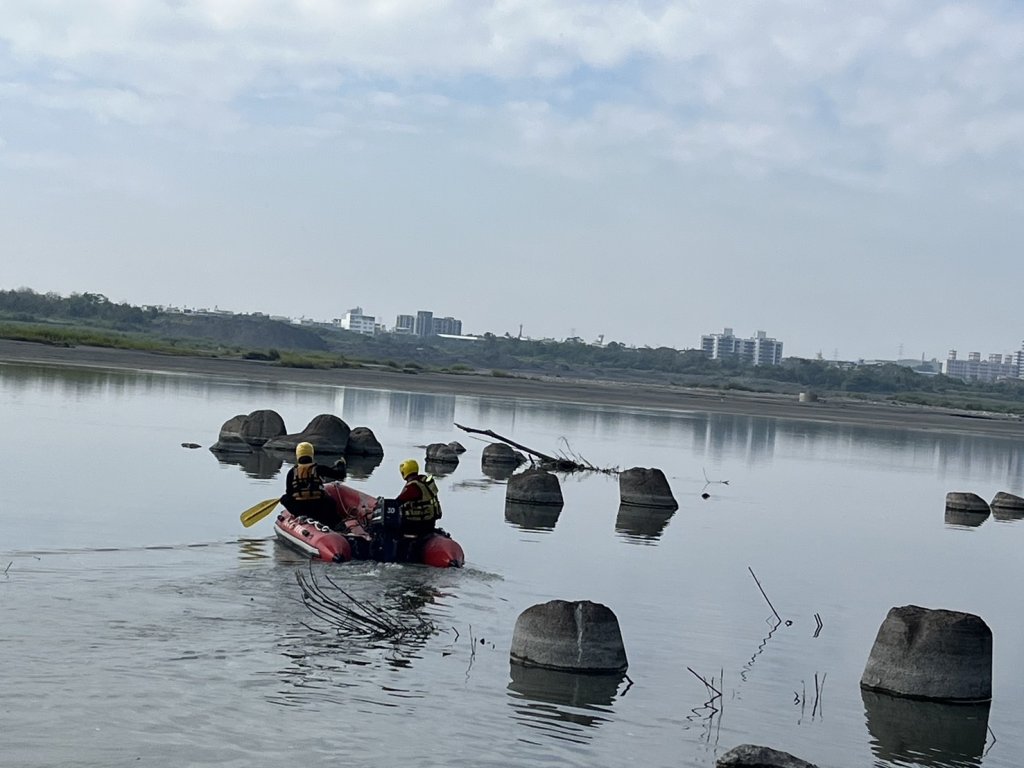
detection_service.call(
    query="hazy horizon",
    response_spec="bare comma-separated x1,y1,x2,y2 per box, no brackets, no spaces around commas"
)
2,2,1022,361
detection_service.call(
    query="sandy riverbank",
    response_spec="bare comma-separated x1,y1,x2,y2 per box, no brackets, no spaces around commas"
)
2,338,1023,439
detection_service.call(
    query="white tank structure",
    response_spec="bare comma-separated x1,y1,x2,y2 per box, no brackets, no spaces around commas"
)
860,605,992,702
510,600,627,673
618,467,677,510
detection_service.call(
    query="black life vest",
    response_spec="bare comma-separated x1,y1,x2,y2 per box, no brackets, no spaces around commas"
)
401,475,441,522
292,463,325,502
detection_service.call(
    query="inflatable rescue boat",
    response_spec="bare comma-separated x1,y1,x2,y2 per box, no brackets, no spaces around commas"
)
273,481,464,568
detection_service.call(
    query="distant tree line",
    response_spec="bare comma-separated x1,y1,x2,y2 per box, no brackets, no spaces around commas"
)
4,286,1024,405
0,288,157,328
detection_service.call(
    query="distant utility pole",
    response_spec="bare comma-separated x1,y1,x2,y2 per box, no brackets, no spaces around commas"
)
898,343,904,359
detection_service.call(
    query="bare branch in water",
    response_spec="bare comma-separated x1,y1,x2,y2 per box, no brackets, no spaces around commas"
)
748,566,782,623
455,422,617,473
295,565,435,640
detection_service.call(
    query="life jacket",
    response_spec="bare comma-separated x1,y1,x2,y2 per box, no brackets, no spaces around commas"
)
291,462,325,502
400,474,442,522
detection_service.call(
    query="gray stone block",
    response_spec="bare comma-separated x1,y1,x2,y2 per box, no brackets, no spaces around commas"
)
860,605,992,702
619,467,677,509
944,492,990,512
506,469,563,506
345,427,384,457
510,600,627,673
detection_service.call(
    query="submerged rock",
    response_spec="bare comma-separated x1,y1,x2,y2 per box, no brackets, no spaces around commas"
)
482,443,526,466
716,744,818,768
345,427,384,457
240,409,287,447
210,409,287,454
860,605,992,702
510,600,627,673
426,442,460,465
619,467,677,509
263,414,351,454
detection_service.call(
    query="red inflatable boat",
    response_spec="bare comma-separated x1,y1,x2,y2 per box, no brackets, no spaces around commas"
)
273,481,465,568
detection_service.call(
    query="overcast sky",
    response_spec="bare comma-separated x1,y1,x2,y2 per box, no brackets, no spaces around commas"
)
2,2,1022,360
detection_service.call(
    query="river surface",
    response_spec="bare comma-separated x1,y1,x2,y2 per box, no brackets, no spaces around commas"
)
1,361,1022,768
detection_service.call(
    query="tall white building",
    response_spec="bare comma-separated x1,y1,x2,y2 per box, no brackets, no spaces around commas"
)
339,307,376,335
941,349,1018,382
700,328,783,366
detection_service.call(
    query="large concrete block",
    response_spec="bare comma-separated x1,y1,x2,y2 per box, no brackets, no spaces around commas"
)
944,492,989,513
510,600,627,673
860,605,992,702
619,467,677,509
991,491,1024,521
506,469,563,506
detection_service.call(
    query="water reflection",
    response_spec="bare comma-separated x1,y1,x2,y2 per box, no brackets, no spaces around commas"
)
862,688,991,767
991,505,1024,523
504,501,562,532
482,463,516,482
425,459,458,478
387,391,456,429
944,508,990,529
237,538,272,561
271,570,450,707
212,449,285,479
615,504,676,543
507,664,624,744
346,454,384,479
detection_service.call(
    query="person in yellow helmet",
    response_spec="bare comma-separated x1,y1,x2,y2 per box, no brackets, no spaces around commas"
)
372,458,443,561
391,458,442,536
280,441,348,529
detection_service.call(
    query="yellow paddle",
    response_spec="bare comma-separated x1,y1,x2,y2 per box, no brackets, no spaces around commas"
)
240,497,281,528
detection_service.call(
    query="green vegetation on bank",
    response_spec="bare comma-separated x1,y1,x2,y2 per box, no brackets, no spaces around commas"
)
4,287,1024,415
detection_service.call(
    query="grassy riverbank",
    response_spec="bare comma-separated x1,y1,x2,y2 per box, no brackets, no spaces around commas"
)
2,338,1024,441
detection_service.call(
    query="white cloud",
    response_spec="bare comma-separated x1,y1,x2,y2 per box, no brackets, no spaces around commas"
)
0,1,1022,192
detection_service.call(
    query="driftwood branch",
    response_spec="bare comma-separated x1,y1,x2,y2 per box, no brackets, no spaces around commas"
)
295,564,436,640
454,422,617,474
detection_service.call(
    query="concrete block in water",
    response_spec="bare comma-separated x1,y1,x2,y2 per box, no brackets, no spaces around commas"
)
506,469,563,506
944,492,990,513
619,467,677,509
510,600,627,673
991,491,1024,521
860,605,992,702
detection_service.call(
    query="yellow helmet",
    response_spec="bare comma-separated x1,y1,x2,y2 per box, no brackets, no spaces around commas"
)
399,458,419,479
296,442,315,461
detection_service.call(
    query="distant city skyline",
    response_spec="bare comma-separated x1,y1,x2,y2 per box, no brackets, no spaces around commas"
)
17,284,1023,368
2,3,1022,362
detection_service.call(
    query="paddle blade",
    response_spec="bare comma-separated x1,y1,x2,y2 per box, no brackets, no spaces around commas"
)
240,497,280,528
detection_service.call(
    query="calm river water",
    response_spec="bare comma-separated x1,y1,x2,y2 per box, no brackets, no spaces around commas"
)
2,362,1023,768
